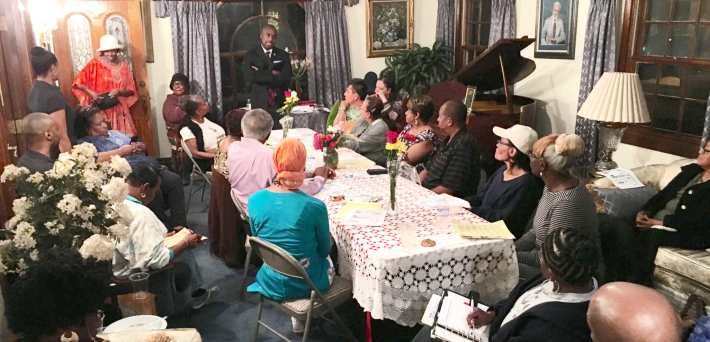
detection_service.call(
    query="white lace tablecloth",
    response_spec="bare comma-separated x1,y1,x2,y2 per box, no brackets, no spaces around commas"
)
315,174,518,326
272,129,519,326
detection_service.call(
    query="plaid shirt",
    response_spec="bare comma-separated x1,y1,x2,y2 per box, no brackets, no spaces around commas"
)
422,128,479,198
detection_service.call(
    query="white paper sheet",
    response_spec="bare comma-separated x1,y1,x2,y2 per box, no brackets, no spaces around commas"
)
342,209,386,226
598,168,645,189
317,183,350,195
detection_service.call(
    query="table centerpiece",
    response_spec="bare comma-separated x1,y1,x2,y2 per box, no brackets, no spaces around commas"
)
277,91,299,138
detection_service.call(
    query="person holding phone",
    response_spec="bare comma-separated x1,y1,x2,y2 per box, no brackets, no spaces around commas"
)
243,25,293,129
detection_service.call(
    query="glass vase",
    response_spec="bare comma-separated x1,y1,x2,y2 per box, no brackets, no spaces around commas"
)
386,157,401,217
280,116,293,138
323,148,339,169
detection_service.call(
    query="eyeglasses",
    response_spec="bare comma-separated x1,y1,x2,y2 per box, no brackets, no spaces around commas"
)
496,139,515,148
701,147,710,155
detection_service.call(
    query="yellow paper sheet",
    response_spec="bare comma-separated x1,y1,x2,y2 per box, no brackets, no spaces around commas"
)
164,229,206,248
333,202,383,220
453,220,515,239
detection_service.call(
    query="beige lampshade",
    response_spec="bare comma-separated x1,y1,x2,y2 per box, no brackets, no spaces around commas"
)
577,72,651,123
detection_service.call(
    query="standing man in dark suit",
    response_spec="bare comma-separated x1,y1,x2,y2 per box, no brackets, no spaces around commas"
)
243,25,292,129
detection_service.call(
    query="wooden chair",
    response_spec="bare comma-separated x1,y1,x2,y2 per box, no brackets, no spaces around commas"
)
246,236,358,342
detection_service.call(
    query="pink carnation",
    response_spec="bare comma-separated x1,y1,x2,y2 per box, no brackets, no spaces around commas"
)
386,131,399,144
330,142,337,149
325,134,333,142
402,133,416,142
284,91,292,98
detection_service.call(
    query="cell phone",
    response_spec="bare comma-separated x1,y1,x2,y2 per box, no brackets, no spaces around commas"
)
366,168,388,175
130,135,140,143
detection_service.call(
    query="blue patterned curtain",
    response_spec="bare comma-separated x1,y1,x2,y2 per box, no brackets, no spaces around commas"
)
488,0,516,46
306,0,353,107
702,92,710,148
436,0,456,67
156,1,223,119
574,0,616,169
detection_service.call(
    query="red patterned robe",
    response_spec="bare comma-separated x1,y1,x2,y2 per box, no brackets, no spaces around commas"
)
72,57,139,135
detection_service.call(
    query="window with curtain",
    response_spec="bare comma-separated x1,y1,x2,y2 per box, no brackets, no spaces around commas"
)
217,1,305,112
457,0,492,70
620,0,710,157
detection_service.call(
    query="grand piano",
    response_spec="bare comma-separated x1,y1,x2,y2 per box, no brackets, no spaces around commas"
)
427,37,538,175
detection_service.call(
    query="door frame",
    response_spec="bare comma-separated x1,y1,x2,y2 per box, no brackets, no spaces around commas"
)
0,0,35,223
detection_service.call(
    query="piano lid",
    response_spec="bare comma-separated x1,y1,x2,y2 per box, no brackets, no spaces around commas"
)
453,37,536,92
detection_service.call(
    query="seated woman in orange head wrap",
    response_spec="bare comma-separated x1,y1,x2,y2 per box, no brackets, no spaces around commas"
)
246,138,334,333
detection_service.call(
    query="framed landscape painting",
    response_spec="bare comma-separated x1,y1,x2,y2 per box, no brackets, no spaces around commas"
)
366,0,414,58
534,0,578,59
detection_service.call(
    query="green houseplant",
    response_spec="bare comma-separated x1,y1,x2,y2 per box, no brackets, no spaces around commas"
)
380,41,453,98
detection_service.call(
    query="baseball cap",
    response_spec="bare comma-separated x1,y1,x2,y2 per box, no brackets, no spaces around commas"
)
492,125,538,154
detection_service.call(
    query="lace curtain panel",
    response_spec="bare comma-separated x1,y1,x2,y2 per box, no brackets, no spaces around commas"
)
574,0,617,169
488,0,516,46
156,0,223,119
436,0,456,67
305,0,353,107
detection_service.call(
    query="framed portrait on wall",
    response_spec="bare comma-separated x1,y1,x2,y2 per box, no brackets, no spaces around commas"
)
534,0,578,59
366,0,414,58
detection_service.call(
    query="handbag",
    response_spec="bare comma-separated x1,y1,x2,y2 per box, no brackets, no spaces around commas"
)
93,92,121,110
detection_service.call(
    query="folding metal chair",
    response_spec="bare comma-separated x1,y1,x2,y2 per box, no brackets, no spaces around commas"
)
231,189,253,300
181,139,212,211
246,236,358,342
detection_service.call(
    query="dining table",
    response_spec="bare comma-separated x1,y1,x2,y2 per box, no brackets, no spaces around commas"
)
268,128,519,327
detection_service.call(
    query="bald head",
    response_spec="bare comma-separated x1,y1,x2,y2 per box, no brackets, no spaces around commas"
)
22,113,58,146
588,282,681,342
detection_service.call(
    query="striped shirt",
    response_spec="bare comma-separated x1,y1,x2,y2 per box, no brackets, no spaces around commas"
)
422,128,479,198
516,181,599,266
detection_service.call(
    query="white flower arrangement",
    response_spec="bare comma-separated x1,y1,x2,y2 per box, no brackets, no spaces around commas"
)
0,143,131,274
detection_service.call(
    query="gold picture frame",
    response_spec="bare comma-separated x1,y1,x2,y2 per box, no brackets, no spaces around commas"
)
366,0,414,58
463,86,477,115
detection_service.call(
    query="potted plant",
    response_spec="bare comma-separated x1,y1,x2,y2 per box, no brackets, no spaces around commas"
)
380,40,453,98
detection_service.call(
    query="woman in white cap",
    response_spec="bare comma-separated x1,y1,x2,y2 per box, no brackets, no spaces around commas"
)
72,35,138,136
465,125,543,238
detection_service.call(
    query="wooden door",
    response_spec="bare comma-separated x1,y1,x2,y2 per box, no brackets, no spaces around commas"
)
0,0,35,223
53,1,155,156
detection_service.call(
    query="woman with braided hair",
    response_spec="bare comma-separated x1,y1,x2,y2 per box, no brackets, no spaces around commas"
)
412,228,599,342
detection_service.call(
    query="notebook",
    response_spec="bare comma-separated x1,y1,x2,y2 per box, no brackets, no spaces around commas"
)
422,290,490,342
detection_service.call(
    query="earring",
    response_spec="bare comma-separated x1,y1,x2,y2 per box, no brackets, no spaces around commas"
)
61,331,79,342
141,192,146,198
415,119,419,126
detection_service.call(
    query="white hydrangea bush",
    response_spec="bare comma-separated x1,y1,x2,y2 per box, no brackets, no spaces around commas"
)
0,143,131,274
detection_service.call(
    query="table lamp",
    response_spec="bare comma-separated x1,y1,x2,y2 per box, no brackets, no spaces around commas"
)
577,72,651,171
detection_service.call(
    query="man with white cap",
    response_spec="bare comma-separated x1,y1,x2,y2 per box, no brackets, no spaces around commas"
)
72,34,139,136
465,124,544,237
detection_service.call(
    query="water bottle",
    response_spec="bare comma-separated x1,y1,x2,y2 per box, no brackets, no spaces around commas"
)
246,99,252,110
435,201,450,234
